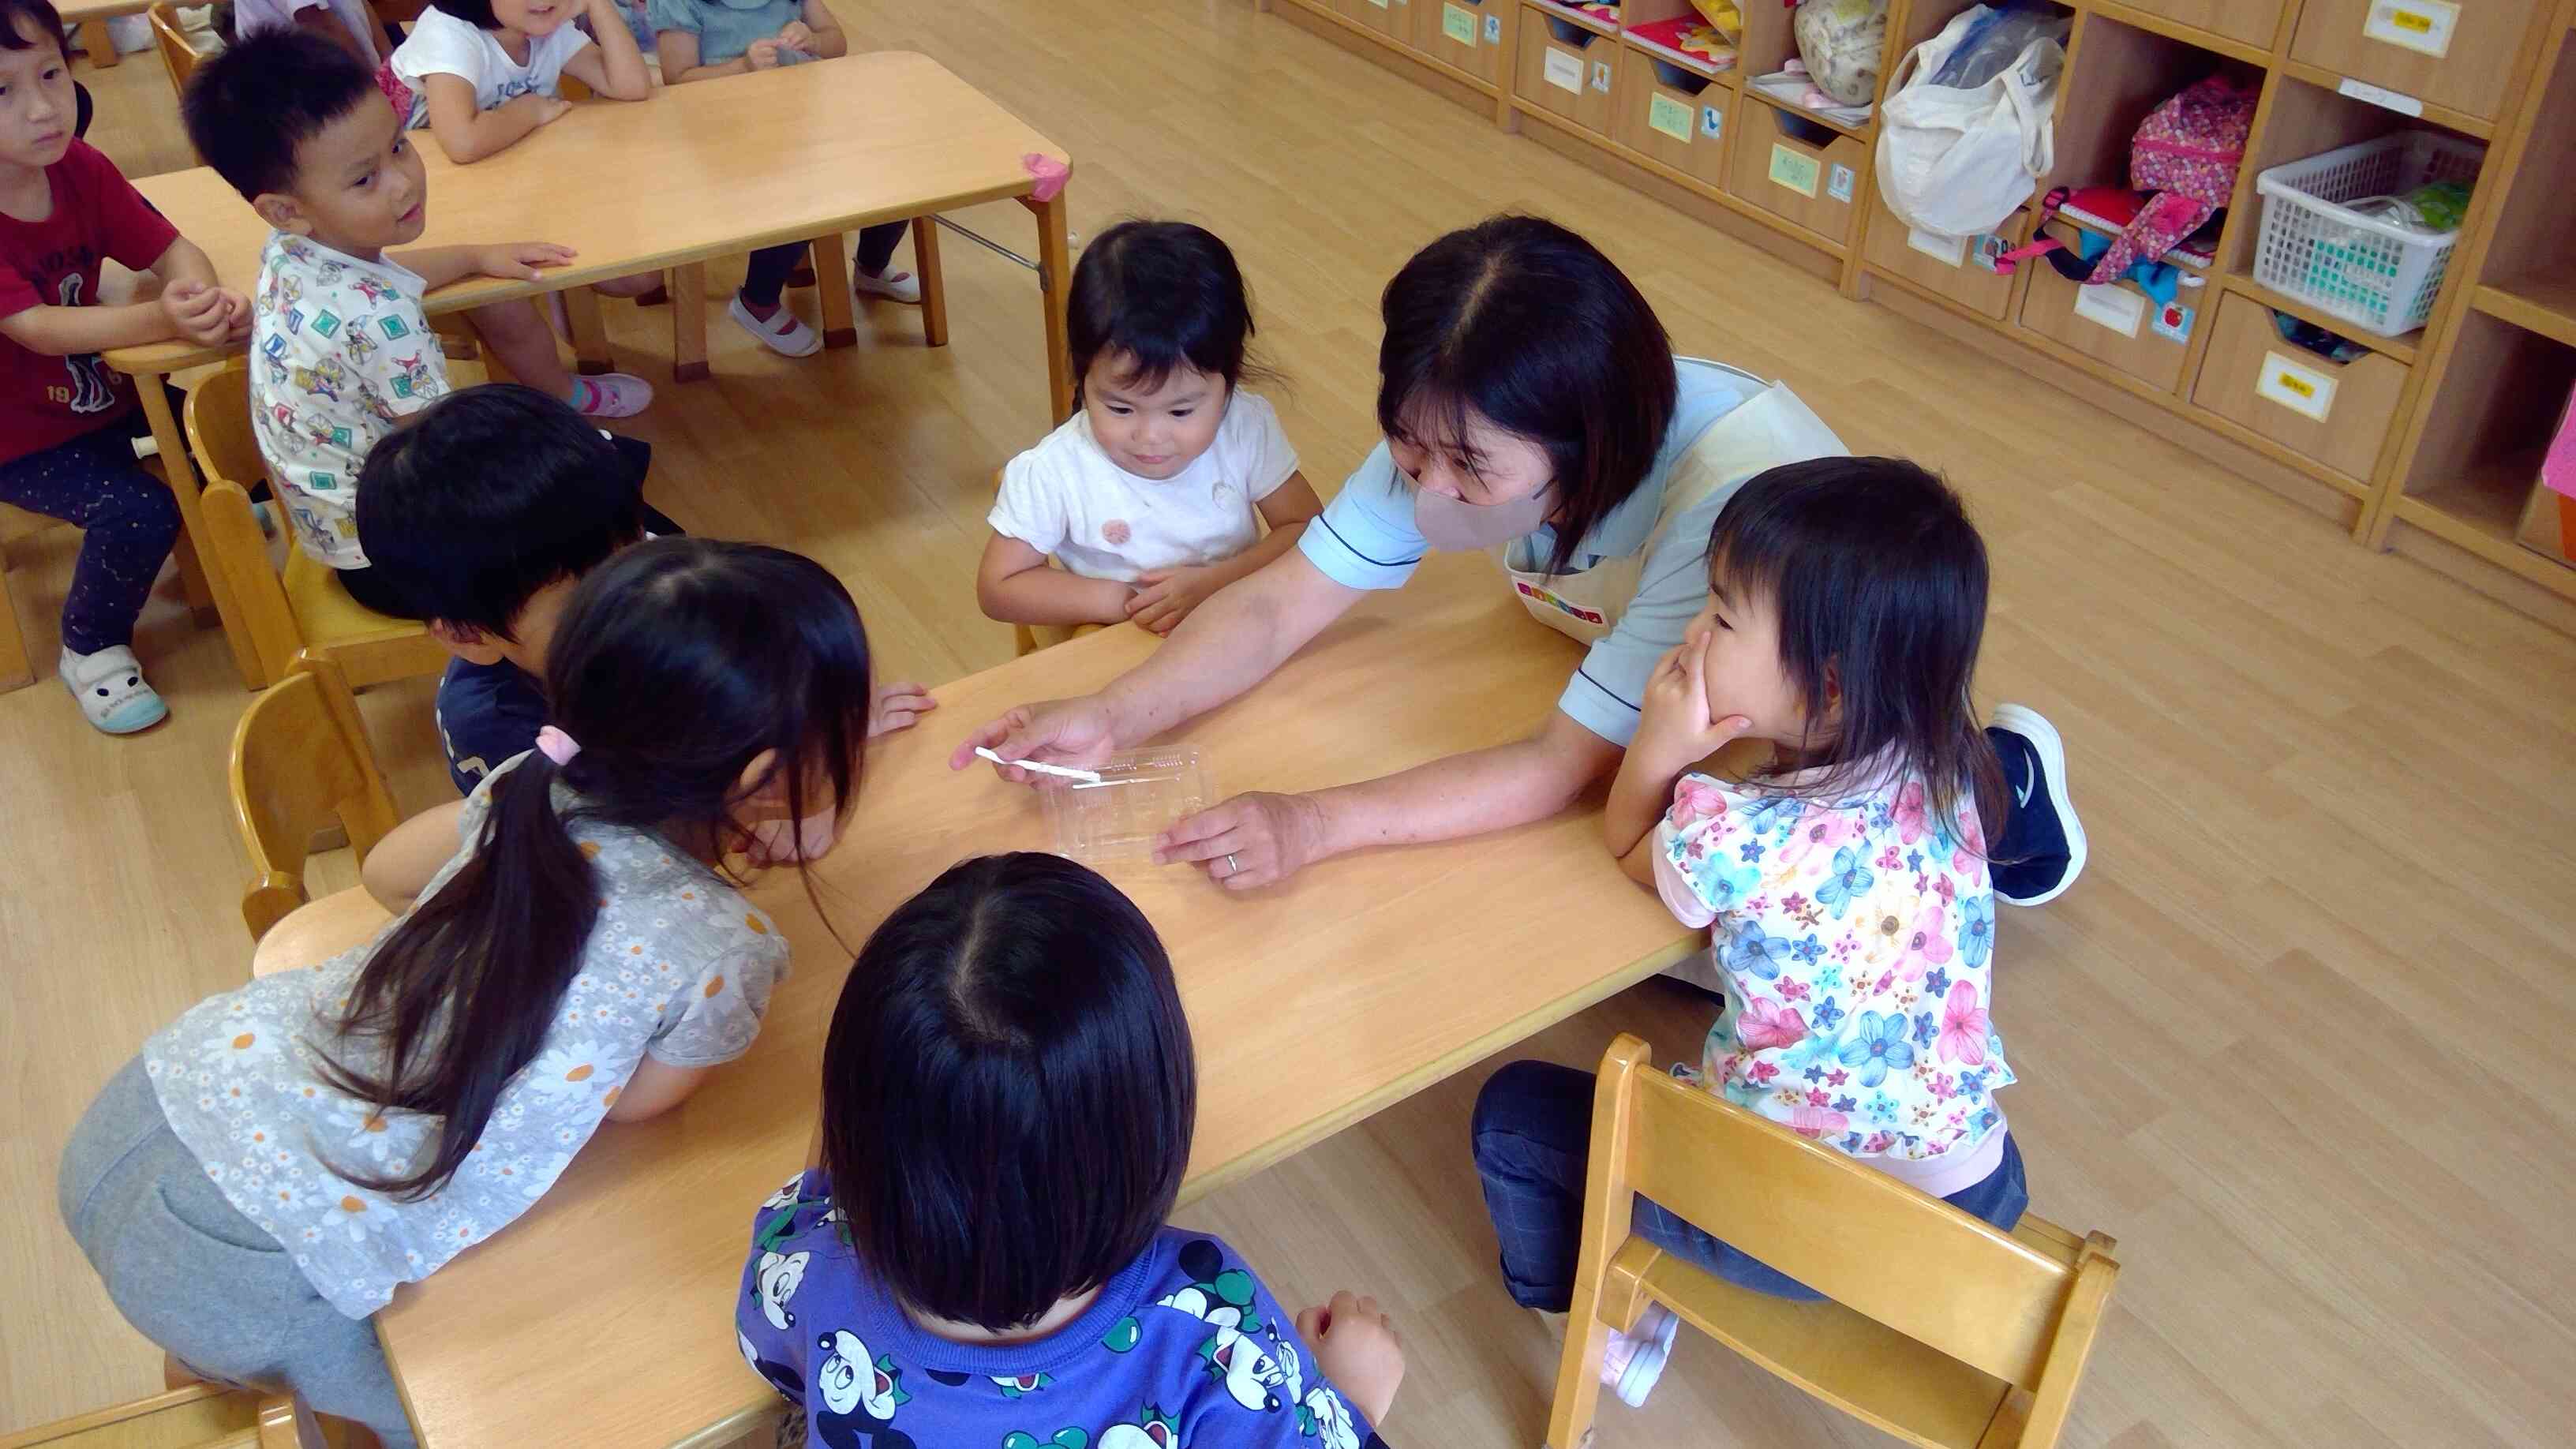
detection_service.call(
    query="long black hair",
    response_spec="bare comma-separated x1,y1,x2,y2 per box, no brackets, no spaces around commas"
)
821,854,1196,1331
1066,219,1273,405
1378,214,1679,574
1710,457,2007,852
320,539,875,1199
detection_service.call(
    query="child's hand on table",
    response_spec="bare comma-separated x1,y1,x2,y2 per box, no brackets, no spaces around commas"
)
1634,639,1750,777
159,280,245,346
531,95,574,127
867,680,937,738
773,21,815,51
745,38,784,69
1125,564,1223,635
1298,1290,1406,1427
472,242,579,282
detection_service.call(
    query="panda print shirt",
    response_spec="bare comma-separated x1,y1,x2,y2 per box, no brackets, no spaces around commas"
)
737,1170,1388,1449
144,754,790,1320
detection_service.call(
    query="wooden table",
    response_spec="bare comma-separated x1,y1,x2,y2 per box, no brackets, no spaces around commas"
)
102,54,1076,688
369,551,1700,1448
61,0,152,70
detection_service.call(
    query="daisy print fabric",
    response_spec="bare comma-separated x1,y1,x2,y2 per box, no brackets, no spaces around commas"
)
144,753,789,1319
1650,765,2014,1171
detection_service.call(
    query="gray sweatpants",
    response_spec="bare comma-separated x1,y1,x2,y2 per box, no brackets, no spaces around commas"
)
56,1057,419,1449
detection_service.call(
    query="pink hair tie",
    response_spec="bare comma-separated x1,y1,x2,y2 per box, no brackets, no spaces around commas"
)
534,726,582,767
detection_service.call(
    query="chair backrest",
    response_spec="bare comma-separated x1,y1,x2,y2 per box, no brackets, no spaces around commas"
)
0,1383,294,1449
230,657,401,942
185,360,312,682
1588,1035,2117,1432
148,5,201,99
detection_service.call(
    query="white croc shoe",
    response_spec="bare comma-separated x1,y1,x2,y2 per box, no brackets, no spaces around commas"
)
729,296,822,358
60,644,167,735
853,268,923,305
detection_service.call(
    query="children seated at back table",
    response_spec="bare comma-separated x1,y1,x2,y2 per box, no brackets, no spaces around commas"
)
182,30,654,605
57,537,882,1448
739,852,1403,1447
0,0,249,733
979,220,1323,635
1470,458,2027,1412
647,0,927,357
351,383,934,796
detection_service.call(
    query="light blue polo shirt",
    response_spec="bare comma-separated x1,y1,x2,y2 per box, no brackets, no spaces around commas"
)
1299,358,1754,747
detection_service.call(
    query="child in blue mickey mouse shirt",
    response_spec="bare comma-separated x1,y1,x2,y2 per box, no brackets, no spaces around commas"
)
736,853,1403,1449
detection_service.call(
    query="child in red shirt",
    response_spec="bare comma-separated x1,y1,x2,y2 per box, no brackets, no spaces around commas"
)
0,0,247,732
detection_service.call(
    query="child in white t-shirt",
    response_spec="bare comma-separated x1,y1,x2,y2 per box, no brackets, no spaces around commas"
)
979,221,1323,636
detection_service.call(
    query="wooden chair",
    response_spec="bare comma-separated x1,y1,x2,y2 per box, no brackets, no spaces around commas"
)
1546,1035,2121,1449
231,655,400,957
182,359,448,691
0,1383,297,1449
0,501,57,691
146,3,207,99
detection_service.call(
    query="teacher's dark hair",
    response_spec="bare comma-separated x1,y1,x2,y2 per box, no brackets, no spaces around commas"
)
316,539,874,1200
820,854,1196,1332
1710,457,2008,855
1379,215,1678,575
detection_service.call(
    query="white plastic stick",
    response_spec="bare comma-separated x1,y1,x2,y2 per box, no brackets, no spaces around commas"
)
974,747,1103,784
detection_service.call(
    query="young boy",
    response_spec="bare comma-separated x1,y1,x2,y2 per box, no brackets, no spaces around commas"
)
0,0,249,732
178,28,652,607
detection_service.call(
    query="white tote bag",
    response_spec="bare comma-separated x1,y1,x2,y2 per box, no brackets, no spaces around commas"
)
1874,7,2064,239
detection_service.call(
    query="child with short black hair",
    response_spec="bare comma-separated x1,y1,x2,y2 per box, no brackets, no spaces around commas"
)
979,220,1322,635
1472,457,2027,1412
182,28,652,594
62,538,882,1448
739,853,1403,1447
0,0,249,732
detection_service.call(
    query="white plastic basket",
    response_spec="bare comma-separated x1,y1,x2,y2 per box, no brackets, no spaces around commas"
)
2250,130,2484,337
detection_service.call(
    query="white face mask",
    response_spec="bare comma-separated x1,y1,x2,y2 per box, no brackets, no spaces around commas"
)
1414,481,1553,552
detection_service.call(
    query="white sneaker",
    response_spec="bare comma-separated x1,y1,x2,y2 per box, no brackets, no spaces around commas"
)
853,267,923,305
1598,1302,1680,1409
60,644,167,735
567,373,655,419
729,294,822,357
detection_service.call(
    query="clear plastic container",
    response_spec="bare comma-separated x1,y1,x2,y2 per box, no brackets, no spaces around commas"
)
1039,747,1213,865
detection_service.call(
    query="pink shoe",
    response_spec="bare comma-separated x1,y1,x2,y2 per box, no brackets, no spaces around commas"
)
569,373,653,418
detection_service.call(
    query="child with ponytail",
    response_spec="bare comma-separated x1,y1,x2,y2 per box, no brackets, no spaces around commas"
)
56,537,879,1448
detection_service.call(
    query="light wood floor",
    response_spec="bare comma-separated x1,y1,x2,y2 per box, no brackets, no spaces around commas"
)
10,6,2574,1444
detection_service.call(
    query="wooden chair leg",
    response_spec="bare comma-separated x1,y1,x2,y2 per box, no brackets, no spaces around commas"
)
672,264,710,383
169,515,218,624
80,17,120,66
564,287,614,376
913,214,949,349
811,236,857,350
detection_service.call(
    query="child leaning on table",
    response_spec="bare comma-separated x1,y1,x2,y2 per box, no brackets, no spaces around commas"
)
57,537,881,1449
648,0,927,356
0,0,249,733
182,32,655,598
978,220,1324,635
1470,458,2028,1413
739,852,1404,1448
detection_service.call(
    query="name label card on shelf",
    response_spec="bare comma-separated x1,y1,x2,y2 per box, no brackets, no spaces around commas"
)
2363,1,2460,58
1908,228,1967,267
2256,350,2340,421
2072,283,2146,338
1649,92,1694,141
1544,47,1583,92
1769,144,1821,198
1442,2,1477,46
2338,77,2426,117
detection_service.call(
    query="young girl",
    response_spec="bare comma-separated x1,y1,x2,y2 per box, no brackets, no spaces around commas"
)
0,0,248,733
647,0,923,356
978,220,1324,636
1470,457,2027,1410
738,853,1404,1448
57,537,878,1448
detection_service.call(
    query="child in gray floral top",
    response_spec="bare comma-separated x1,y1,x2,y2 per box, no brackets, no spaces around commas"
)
57,539,910,1448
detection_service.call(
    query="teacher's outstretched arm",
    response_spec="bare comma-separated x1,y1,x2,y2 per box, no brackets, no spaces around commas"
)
949,549,1364,781
1157,710,1625,889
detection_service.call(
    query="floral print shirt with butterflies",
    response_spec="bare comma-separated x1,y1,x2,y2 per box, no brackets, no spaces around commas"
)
144,751,789,1319
1651,764,2013,1166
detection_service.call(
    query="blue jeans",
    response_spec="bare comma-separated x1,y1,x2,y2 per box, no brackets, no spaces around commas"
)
1471,1059,2029,1305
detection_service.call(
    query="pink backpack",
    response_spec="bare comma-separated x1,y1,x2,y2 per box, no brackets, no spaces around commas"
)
2085,77,2256,285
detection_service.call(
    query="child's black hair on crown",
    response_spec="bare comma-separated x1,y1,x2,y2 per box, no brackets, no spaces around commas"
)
354,384,649,639
821,854,1197,1332
0,0,71,55
1065,219,1271,406
182,28,381,201
425,0,507,28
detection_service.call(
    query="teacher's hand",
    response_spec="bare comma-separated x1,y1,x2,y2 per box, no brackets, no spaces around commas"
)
949,697,1121,784
1156,792,1327,891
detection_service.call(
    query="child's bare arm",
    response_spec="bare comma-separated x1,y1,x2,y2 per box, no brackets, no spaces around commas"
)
603,1058,713,1121
392,241,579,290
0,297,182,354
418,73,571,163
1125,471,1325,635
361,799,471,913
1297,1291,1405,1428
783,0,848,58
654,30,751,82
561,0,653,99
977,533,1136,627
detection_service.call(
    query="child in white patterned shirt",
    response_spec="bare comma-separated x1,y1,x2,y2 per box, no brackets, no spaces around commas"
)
1472,457,2027,1413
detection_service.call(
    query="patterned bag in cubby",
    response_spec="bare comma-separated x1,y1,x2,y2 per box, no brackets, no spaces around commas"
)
2084,76,2256,285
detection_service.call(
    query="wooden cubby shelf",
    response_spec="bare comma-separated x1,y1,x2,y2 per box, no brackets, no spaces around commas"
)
1267,0,2576,623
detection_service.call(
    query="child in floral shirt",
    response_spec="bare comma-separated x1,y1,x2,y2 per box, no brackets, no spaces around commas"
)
1471,458,2027,1413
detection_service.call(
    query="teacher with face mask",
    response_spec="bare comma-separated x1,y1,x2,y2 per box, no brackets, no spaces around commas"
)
952,215,2084,904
